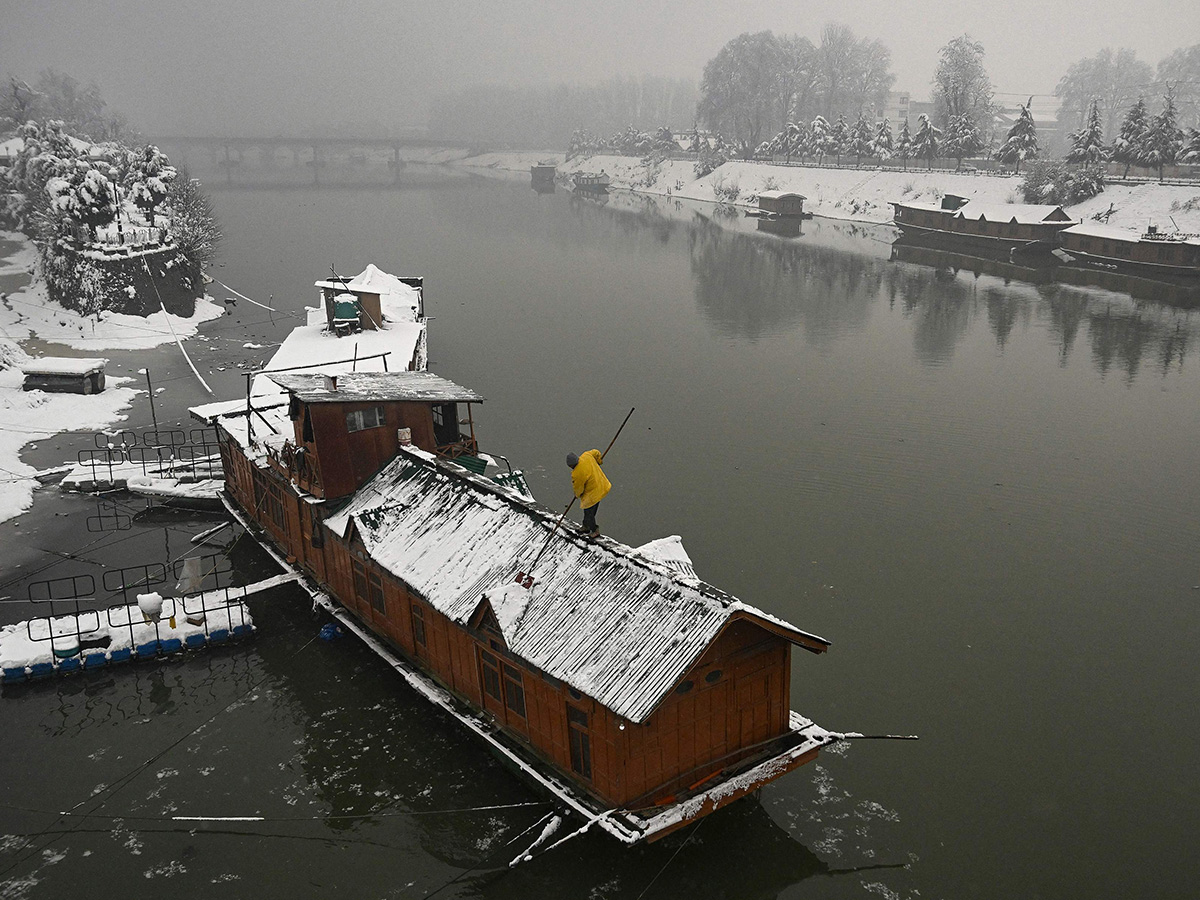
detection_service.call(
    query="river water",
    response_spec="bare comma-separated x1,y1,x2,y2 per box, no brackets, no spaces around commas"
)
2,165,1199,899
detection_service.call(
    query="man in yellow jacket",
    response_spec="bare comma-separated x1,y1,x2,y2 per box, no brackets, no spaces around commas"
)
567,449,611,538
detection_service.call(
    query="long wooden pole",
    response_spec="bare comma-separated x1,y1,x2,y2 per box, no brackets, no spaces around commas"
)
516,407,635,586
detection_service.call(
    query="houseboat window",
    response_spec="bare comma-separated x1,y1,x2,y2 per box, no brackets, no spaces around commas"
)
567,705,592,779
705,669,723,684
368,570,385,614
675,680,694,694
503,663,526,718
302,406,314,442
568,687,582,700
411,602,427,647
346,406,386,433
352,559,368,605
480,649,502,702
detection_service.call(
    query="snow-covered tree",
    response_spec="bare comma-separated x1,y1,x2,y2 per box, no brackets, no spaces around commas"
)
943,113,984,169
1111,97,1149,178
1142,87,1184,182
870,118,894,162
2,119,78,232
1182,128,1200,163
125,144,176,226
894,119,913,170
847,114,874,165
912,114,942,169
810,115,832,164
1066,99,1109,164
47,159,115,239
995,99,1038,173
830,114,850,164
167,169,220,267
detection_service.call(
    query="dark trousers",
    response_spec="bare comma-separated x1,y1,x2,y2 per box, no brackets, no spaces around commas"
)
582,502,599,532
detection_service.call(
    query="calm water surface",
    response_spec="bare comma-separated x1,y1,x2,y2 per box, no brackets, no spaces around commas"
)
2,167,1199,900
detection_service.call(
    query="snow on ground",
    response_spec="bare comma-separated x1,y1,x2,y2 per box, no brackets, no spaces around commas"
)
440,150,1200,234
0,231,224,523
0,346,137,523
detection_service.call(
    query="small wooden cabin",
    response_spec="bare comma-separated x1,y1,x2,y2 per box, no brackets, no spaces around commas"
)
204,370,834,841
265,372,482,500
21,358,107,394
757,190,806,217
315,265,425,336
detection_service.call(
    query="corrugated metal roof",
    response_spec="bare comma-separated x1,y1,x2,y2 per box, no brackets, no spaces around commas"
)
271,372,484,404
326,449,829,724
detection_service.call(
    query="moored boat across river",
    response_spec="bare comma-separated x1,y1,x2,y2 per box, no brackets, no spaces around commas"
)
1058,222,1200,277
191,286,909,842
890,194,1076,256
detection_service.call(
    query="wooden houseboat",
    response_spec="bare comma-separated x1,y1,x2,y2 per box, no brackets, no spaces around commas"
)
572,171,611,193
891,194,1076,255
195,369,862,844
753,191,807,218
1058,223,1200,277
531,163,557,185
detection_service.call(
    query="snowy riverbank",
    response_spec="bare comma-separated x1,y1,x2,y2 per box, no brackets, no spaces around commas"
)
439,148,1200,234
0,231,224,523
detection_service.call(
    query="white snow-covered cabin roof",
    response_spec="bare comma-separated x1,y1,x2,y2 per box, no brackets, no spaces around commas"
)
757,190,806,201
325,448,829,724
20,357,106,376
315,264,421,315
271,371,483,404
952,202,1073,225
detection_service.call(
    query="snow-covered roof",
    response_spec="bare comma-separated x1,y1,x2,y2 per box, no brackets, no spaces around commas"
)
952,202,1072,224
325,448,829,724
1063,222,1200,245
315,264,420,312
20,357,106,376
271,371,484,404
758,190,806,201
189,395,288,424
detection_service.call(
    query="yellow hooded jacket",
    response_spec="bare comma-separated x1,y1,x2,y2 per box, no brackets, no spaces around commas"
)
571,449,611,510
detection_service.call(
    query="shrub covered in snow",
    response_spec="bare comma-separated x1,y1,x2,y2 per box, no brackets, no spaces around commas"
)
1020,159,1106,206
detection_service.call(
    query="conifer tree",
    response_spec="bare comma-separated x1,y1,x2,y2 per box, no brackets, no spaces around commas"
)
1111,97,1149,178
830,115,850,164
848,114,874,165
1182,128,1200,164
995,99,1038,173
810,115,832,165
895,118,913,171
1142,87,1184,182
912,114,942,169
1066,99,1109,164
871,118,894,162
944,113,984,169
124,144,176,227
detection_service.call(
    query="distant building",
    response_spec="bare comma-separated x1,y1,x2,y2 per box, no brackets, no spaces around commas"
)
877,91,911,127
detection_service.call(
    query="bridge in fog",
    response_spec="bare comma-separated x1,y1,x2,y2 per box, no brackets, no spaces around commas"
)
149,134,470,185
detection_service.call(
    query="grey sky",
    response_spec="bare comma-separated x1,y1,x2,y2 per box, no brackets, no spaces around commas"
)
2,0,1194,135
